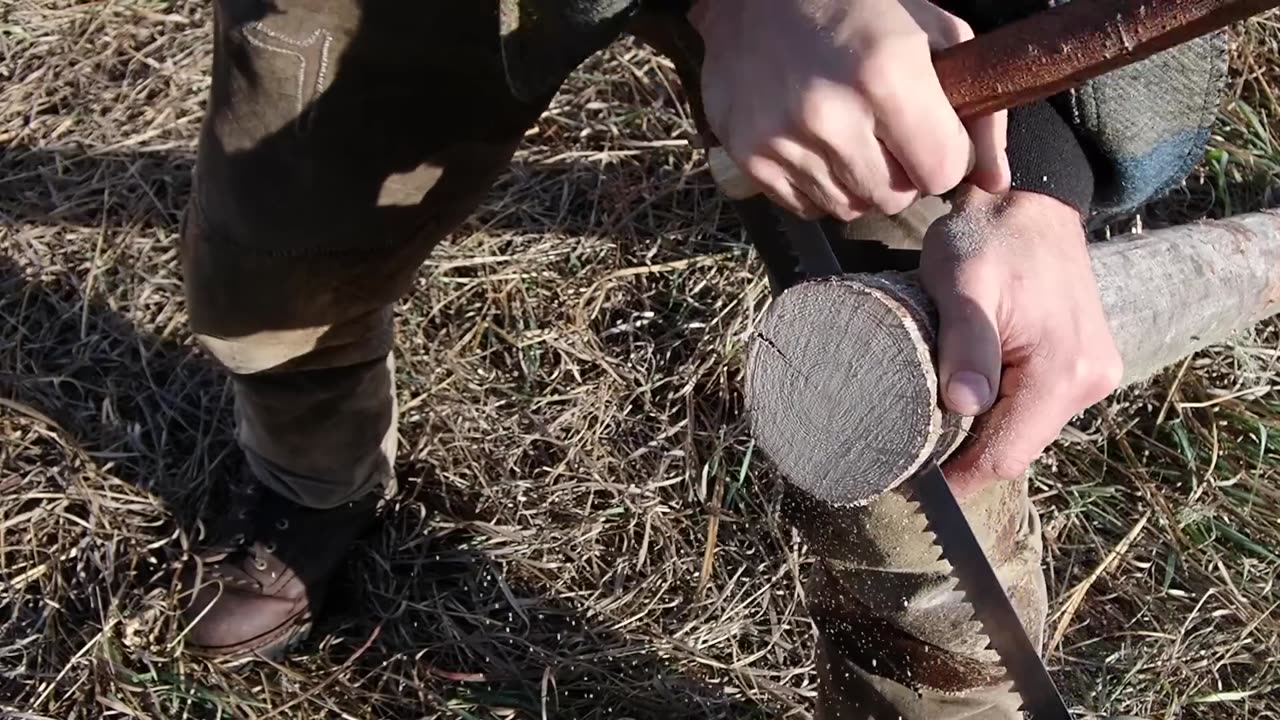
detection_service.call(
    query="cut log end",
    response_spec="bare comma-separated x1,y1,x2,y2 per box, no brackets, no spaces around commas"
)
746,275,958,506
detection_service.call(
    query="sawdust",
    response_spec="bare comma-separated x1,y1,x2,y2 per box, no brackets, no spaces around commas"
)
939,201,1007,261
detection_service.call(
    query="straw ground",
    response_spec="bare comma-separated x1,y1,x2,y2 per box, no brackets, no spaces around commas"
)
2,2,1278,718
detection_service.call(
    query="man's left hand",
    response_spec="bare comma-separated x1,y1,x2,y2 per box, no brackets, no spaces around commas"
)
920,187,1123,497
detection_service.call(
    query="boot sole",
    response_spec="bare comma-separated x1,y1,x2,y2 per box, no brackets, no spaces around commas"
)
186,616,313,667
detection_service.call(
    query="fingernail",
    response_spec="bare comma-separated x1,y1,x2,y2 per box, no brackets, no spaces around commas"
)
946,371,991,415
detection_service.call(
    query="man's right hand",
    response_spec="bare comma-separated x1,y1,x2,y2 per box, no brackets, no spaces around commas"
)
689,0,1009,220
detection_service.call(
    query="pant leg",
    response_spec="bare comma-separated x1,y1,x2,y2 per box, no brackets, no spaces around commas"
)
785,479,1046,720
779,202,1046,719
181,0,572,508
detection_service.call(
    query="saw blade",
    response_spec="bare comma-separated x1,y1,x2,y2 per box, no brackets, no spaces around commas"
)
911,459,1072,719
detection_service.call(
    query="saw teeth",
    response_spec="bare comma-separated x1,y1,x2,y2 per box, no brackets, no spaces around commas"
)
912,488,1022,663
906,469,1071,718
920,550,1039,713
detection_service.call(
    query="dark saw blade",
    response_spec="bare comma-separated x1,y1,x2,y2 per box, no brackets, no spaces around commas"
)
911,459,1071,719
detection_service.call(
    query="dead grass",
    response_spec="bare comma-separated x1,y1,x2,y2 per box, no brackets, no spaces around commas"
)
1,1,1278,718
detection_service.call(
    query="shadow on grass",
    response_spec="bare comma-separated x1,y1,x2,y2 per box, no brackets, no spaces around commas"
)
0,238,771,718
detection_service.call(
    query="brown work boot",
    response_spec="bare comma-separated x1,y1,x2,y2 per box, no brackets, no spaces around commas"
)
177,477,380,662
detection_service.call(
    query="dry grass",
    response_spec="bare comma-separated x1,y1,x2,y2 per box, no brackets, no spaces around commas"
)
1,1,1278,718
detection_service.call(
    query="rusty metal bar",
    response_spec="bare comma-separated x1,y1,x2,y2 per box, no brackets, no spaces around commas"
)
938,0,1280,119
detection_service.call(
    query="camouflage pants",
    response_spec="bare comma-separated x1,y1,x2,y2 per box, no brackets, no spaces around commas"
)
181,0,1045,716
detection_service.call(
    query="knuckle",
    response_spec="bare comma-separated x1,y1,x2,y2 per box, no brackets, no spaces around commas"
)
741,153,779,184
873,190,915,217
1103,352,1125,390
918,163,965,197
1088,350,1125,398
854,34,924,98
759,135,790,161
850,62,889,102
991,454,1030,481
832,157,872,201
789,196,822,220
1063,356,1092,384
798,180,838,216
811,187,855,220
944,16,975,44
1063,351,1123,402
917,140,969,195
832,203,859,222
797,89,838,136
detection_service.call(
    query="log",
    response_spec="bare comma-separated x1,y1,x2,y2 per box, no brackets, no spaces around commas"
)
746,210,1280,506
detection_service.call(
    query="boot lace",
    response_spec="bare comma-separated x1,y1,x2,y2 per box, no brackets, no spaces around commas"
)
210,481,293,576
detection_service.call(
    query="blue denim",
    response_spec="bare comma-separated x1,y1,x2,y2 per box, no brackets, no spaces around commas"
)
1060,31,1229,217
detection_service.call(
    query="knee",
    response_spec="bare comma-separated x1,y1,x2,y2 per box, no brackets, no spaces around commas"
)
181,201,395,375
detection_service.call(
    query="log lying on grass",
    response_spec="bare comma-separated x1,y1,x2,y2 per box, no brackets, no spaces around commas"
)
746,210,1280,507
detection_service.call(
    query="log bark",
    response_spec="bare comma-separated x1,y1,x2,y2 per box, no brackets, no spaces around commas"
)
747,210,1280,506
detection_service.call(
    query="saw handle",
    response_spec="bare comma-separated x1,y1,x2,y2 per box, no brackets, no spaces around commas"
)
709,0,1277,199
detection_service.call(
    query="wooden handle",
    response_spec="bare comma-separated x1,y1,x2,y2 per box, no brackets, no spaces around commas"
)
710,0,1278,199
746,210,1280,507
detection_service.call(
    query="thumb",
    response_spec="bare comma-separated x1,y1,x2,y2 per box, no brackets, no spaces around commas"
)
936,289,1002,417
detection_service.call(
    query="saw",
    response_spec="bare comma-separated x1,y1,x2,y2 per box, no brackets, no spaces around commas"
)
706,1,1280,716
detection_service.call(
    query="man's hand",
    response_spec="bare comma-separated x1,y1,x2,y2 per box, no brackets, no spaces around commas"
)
689,0,1009,221
921,187,1123,497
